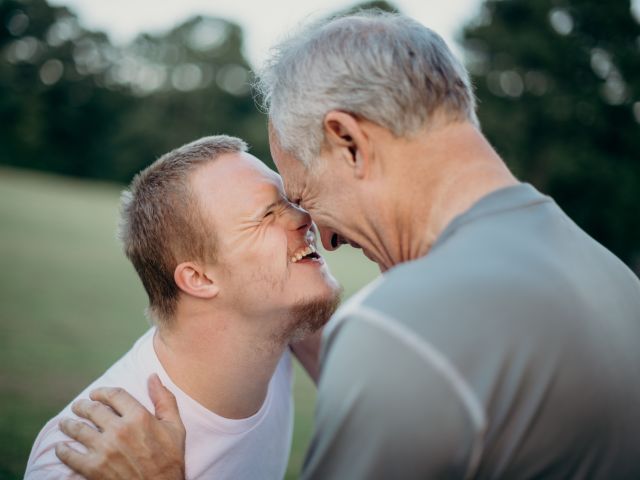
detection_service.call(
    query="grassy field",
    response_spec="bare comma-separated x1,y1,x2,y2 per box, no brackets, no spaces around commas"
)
0,167,379,479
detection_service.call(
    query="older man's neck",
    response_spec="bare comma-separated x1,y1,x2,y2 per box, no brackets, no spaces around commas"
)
152,310,287,420
394,121,518,264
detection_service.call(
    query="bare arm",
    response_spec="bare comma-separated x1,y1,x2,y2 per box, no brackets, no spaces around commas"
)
289,327,323,384
56,375,186,480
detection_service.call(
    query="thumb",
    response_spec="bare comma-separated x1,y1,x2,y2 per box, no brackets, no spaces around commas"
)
148,374,182,425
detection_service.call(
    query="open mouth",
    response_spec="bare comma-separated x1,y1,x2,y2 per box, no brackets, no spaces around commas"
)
290,244,321,263
331,233,361,250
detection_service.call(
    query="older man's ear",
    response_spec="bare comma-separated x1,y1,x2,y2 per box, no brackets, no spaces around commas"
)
322,110,374,180
174,262,220,299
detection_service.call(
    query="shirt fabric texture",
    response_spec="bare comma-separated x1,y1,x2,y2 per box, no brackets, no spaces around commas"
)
303,183,640,480
26,328,294,480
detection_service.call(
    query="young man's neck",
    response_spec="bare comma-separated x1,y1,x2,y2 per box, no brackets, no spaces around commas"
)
152,308,288,419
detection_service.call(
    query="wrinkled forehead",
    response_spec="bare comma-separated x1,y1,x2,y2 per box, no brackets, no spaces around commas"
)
268,130,308,198
268,121,296,166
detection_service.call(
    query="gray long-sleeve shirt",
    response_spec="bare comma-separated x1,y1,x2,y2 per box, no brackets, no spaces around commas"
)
303,183,640,479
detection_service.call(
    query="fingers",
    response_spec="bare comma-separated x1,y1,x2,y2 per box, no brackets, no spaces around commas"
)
89,386,146,418
72,399,119,431
148,374,183,425
55,443,93,478
59,418,99,448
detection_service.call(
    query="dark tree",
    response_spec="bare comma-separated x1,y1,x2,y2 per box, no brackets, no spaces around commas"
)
462,0,640,271
0,0,267,182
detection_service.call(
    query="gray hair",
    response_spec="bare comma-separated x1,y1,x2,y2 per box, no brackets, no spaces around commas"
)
119,135,247,328
255,10,478,167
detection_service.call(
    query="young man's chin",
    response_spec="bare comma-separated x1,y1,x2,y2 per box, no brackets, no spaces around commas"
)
285,289,342,342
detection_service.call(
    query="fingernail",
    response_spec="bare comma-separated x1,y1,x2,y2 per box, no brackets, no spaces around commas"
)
55,443,69,459
59,418,75,430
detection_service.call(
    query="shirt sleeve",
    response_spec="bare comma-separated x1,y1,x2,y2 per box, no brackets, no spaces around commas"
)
24,414,87,480
301,310,483,480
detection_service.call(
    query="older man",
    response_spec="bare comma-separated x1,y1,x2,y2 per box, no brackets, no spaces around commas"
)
27,135,340,479
57,11,640,479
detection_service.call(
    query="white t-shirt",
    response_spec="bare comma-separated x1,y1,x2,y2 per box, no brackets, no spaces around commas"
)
26,328,294,480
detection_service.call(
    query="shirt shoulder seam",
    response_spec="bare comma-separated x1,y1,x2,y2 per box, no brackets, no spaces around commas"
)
350,304,487,479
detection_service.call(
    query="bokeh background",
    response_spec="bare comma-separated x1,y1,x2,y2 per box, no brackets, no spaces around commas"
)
1,0,638,478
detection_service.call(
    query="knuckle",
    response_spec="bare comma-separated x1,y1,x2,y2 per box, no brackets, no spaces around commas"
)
62,419,79,435
55,444,69,461
71,400,84,416
105,387,124,402
86,401,101,416
131,407,148,424
70,422,83,436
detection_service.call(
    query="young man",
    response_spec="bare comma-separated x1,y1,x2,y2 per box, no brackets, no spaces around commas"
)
26,135,340,479
57,11,640,480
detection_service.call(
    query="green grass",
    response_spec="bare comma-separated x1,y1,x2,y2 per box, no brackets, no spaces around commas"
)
0,166,379,480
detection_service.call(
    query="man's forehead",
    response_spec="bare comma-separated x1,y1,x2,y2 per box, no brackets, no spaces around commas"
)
271,151,306,194
235,166,286,219
194,153,287,229
252,156,281,180
236,157,286,200
254,166,284,192
267,125,311,198
280,175,299,199
268,123,299,168
192,152,282,199
222,151,279,180
250,158,285,193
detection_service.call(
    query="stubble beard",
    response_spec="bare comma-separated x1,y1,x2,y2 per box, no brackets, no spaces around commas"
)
242,260,342,345
276,287,342,344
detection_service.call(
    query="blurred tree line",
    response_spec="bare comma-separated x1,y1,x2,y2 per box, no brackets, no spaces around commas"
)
0,0,270,180
0,0,638,270
462,0,640,270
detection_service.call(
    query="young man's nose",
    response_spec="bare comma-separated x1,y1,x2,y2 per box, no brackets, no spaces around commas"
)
286,205,312,234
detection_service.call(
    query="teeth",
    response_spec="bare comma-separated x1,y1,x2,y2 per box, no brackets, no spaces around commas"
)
290,244,317,263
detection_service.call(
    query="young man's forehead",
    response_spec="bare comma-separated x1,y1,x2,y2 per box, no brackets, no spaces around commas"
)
191,152,283,209
238,152,283,183
219,154,287,215
210,151,282,186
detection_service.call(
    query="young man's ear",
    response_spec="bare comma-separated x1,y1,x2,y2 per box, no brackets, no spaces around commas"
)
323,110,371,179
174,262,219,299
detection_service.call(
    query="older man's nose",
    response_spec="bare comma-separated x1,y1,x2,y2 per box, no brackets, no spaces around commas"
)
319,227,341,251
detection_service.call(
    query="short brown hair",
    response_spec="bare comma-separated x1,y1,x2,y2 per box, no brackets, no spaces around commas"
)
119,135,248,327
